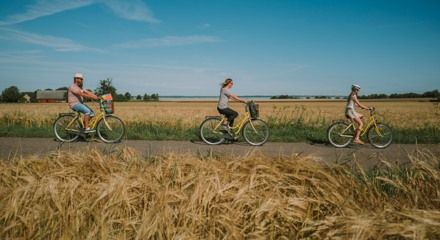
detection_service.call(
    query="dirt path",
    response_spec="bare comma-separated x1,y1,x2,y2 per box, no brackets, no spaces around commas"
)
1,137,438,168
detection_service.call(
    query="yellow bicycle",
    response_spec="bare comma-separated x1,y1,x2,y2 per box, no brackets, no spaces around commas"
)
327,107,392,148
199,101,270,146
53,95,126,143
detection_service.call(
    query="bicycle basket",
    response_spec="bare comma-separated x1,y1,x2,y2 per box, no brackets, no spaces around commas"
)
101,94,114,114
247,101,259,119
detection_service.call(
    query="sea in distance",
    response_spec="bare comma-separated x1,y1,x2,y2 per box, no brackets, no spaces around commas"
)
159,95,345,101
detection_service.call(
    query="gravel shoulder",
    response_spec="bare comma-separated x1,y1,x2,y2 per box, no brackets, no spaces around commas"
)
1,137,438,168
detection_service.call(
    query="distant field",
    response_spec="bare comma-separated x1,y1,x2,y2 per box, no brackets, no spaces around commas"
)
0,100,439,142
0,100,438,128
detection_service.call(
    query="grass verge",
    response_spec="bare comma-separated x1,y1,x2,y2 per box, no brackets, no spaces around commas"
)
1,121,439,143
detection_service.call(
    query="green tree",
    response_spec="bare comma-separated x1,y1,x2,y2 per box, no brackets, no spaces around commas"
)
136,94,142,100
1,86,20,102
20,91,37,103
115,94,126,101
95,78,117,97
124,92,132,101
151,93,159,101
143,93,151,101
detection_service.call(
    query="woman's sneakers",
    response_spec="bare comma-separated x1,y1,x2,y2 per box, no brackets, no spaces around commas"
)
353,139,364,145
219,124,233,136
82,127,96,133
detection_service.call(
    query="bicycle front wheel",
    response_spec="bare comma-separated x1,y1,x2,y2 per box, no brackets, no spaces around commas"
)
242,119,270,146
327,122,353,148
97,115,126,143
368,123,392,149
199,117,225,145
53,114,80,142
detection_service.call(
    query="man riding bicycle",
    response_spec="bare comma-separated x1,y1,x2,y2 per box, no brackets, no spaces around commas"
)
68,73,99,132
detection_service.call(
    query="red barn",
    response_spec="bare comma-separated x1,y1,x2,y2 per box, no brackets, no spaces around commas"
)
36,90,67,103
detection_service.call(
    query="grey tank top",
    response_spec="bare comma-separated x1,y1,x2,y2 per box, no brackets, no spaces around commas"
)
218,88,232,109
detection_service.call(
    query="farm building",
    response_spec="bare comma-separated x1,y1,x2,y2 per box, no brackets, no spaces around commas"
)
36,90,67,103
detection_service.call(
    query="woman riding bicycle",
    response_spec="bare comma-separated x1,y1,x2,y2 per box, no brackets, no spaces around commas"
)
217,78,247,132
346,84,371,144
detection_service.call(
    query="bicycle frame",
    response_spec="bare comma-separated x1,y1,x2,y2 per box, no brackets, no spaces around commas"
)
64,102,112,133
212,111,259,136
339,109,383,138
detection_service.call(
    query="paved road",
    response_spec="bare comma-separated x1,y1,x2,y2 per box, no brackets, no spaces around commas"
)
1,137,438,168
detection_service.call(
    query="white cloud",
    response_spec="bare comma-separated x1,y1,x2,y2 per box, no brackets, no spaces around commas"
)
0,0,159,26
0,0,95,25
104,0,160,23
0,27,100,52
0,56,225,94
114,35,222,48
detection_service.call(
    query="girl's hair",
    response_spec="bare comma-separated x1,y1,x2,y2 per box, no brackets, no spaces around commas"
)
347,90,358,103
221,78,233,88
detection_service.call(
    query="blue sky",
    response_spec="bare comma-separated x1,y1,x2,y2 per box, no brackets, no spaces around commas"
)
0,0,439,96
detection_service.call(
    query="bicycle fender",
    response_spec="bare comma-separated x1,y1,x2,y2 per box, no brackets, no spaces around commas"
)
331,120,351,125
205,116,222,120
58,112,76,117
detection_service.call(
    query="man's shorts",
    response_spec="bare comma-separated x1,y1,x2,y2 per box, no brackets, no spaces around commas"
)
72,103,95,117
345,108,358,119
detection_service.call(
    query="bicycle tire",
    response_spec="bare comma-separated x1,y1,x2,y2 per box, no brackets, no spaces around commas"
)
327,121,353,148
53,114,80,142
97,115,126,143
199,117,226,145
368,123,393,149
242,119,270,146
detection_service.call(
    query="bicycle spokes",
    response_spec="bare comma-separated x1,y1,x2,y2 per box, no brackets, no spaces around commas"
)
327,122,353,148
368,123,392,148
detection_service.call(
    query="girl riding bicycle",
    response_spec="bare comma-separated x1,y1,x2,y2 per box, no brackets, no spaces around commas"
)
346,84,371,144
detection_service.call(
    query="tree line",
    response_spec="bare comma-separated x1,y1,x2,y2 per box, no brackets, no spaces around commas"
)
94,78,159,102
0,78,159,103
271,89,439,101
358,89,439,99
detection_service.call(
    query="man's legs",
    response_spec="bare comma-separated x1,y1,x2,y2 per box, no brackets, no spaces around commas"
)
72,103,95,130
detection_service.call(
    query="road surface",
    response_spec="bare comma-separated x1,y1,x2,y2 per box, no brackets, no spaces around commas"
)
1,137,438,168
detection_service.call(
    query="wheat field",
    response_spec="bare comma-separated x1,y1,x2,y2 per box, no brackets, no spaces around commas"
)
0,148,439,239
0,100,439,129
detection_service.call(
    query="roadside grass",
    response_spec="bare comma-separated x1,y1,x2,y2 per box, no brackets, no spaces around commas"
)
1,147,439,239
1,120,439,144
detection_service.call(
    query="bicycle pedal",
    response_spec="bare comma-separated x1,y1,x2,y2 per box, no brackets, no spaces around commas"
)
81,129,96,134
225,134,238,140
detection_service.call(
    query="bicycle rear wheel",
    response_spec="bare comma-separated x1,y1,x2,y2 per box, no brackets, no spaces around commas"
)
199,117,225,145
368,123,392,149
53,114,80,142
327,122,353,148
97,115,126,143
242,119,270,146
